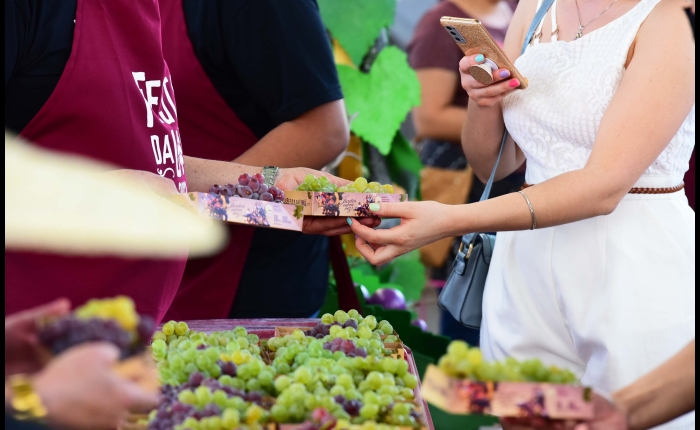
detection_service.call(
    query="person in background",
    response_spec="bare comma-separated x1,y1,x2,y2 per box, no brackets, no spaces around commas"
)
158,0,349,321
351,0,695,427
407,0,520,345
5,300,158,429
4,0,359,322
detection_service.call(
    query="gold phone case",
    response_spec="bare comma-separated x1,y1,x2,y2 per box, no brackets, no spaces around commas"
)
440,17,527,90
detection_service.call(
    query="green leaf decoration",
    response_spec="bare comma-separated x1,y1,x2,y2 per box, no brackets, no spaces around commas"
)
386,132,423,200
338,47,421,155
384,251,426,303
318,0,396,65
350,269,382,295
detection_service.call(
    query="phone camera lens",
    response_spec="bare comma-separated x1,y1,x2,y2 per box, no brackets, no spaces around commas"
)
450,31,457,35
446,26,454,30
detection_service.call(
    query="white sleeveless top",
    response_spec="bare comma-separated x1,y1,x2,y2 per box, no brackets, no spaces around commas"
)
502,0,696,188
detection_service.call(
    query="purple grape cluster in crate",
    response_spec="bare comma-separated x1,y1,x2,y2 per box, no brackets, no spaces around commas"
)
209,173,285,203
303,319,358,339
323,338,368,358
149,372,270,430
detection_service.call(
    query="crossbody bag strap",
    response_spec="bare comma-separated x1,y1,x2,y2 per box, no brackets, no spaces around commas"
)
478,0,556,203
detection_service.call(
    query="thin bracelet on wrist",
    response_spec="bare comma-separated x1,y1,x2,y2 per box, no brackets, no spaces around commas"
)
518,190,537,230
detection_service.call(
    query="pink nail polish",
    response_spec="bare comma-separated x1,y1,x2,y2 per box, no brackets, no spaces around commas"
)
509,79,520,88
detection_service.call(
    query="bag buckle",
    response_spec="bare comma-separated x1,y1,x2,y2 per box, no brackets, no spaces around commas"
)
458,242,474,259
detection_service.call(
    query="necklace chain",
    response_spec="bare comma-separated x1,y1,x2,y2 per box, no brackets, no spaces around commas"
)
574,0,621,39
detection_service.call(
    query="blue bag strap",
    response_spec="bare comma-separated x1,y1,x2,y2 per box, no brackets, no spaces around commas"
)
478,0,555,202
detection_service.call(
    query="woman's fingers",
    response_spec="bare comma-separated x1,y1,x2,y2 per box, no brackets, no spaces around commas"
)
353,235,400,266
470,78,520,99
348,218,395,245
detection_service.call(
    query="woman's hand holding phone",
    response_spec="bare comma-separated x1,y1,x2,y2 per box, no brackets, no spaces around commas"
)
459,54,522,107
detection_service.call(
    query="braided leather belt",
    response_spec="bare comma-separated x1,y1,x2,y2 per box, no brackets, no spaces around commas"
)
521,182,685,194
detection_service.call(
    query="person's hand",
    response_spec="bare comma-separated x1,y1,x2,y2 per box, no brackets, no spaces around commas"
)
349,201,455,265
499,393,629,430
32,343,158,430
105,169,179,197
276,168,380,235
5,299,71,376
459,54,521,107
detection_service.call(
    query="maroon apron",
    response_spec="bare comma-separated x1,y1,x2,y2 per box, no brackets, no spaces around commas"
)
159,1,259,320
5,0,187,321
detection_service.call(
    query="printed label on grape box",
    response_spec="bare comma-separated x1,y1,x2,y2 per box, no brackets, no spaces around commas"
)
170,192,303,231
421,365,593,419
283,191,408,217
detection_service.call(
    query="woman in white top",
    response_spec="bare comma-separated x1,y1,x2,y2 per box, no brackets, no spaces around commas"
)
350,0,695,427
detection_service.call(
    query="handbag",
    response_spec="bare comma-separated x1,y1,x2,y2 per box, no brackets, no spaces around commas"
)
419,165,474,268
437,0,555,329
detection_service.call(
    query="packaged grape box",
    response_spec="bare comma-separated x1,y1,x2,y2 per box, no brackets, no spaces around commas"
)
170,192,304,231
283,191,407,217
421,364,594,420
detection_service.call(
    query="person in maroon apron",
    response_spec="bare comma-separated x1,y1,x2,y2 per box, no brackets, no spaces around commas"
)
5,0,188,322
158,0,350,320
5,0,360,322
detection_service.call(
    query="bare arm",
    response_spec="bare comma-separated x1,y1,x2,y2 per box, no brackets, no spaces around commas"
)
349,0,695,265
234,100,349,169
451,0,695,234
412,69,467,143
460,0,536,182
614,340,695,430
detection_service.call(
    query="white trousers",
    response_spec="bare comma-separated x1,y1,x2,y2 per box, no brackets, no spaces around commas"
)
481,191,695,429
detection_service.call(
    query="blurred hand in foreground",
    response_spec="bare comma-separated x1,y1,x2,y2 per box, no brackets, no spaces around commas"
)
5,299,71,376
32,343,158,430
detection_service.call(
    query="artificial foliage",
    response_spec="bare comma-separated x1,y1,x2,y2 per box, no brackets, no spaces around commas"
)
337,47,420,155
318,0,397,66
386,132,423,200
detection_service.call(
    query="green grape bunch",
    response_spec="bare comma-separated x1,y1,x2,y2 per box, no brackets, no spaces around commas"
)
438,341,579,384
295,175,396,194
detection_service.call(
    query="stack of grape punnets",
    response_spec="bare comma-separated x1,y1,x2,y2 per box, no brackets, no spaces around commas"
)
209,173,285,203
38,296,155,358
438,340,579,384
294,175,395,194
147,311,425,430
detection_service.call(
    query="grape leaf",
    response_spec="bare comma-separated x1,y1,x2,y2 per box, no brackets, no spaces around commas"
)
384,251,426,303
318,0,396,65
338,47,421,155
386,132,423,200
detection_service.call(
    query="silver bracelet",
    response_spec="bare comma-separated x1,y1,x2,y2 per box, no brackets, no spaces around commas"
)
518,191,537,230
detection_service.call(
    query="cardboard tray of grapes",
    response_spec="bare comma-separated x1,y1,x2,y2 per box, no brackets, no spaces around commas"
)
421,365,593,420
170,192,304,231
131,319,433,430
283,191,407,217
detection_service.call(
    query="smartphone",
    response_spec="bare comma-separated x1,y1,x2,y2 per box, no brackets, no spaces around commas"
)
440,17,528,90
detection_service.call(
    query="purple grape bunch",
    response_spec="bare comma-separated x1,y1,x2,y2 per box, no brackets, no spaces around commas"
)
323,338,368,358
304,319,358,339
209,173,285,203
148,372,269,430
334,395,363,417
38,315,154,358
